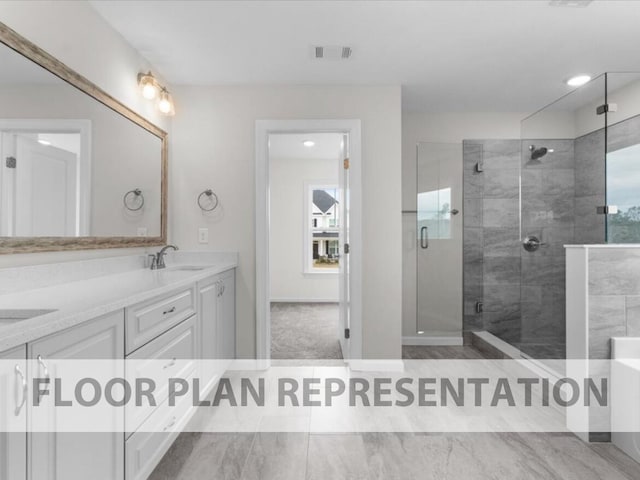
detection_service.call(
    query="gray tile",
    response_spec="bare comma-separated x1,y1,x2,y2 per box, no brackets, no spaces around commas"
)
149,433,255,480
483,256,520,285
522,195,574,228
463,284,483,316
307,434,370,480
589,249,640,295
521,255,565,286
574,226,605,245
542,169,575,196
483,285,520,314
362,433,435,480
463,199,483,227
589,295,626,359
463,228,483,263
483,168,520,199
485,310,521,344
463,258,483,285
575,130,605,197
625,295,640,336
483,199,519,228
241,433,308,480
483,227,521,257
480,140,521,170
575,195,605,228
514,433,634,480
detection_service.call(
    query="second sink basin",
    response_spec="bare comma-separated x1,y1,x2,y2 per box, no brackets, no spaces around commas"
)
165,265,210,272
0,309,57,326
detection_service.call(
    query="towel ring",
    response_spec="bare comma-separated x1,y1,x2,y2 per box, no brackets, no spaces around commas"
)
198,189,219,212
123,188,144,211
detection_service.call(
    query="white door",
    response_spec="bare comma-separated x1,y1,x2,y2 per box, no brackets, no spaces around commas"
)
14,135,78,236
416,143,463,337
338,134,351,358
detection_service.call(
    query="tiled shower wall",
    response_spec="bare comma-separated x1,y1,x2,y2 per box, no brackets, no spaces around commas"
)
462,139,576,351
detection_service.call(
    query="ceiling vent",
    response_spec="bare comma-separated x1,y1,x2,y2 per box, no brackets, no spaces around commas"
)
312,45,353,60
548,0,593,7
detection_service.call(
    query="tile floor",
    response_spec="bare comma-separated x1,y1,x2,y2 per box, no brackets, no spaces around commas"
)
149,345,639,479
150,431,639,480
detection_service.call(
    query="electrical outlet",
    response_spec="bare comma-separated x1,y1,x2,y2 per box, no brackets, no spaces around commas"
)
137,227,147,237
198,227,209,244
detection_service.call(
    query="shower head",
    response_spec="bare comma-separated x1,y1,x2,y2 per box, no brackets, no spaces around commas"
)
529,145,554,161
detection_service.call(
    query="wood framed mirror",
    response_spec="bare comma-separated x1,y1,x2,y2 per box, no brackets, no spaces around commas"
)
0,22,167,254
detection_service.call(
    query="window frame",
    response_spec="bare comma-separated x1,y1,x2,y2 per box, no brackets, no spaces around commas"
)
303,181,340,275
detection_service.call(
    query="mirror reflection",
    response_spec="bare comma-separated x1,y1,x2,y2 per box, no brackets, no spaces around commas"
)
0,39,162,238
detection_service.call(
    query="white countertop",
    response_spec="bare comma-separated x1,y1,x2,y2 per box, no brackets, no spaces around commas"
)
0,256,237,352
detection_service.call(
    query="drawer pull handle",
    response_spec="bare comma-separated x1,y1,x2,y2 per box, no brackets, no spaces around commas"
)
163,358,177,370
163,416,177,431
163,306,176,315
14,365,27,416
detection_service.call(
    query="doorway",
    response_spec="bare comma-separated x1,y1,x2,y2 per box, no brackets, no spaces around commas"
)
255,119,362,362
268,133,344,359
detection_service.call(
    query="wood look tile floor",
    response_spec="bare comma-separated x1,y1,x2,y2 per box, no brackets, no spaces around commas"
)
149,346,640,479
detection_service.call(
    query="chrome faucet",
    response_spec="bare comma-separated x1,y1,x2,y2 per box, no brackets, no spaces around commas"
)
149,245,178,270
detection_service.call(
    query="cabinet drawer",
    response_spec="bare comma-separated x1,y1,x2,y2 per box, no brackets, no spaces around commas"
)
126,316,198,433
125,372,195,480
126,287,196,354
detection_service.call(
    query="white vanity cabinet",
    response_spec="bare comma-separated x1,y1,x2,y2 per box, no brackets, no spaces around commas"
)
28,310,125,480
0,345,27,480
198,268,236,397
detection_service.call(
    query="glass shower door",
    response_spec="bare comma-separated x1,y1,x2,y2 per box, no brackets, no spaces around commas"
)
519,75,607,360
416,143,462,338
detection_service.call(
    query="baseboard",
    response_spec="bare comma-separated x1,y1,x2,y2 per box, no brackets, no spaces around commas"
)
270,299,339,303
348,359,405,372
402,336,463,346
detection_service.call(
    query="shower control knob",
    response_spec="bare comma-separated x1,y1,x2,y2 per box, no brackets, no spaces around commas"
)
523,235,547,252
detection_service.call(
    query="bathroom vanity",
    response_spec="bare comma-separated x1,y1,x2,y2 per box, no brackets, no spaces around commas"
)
0,253,237,480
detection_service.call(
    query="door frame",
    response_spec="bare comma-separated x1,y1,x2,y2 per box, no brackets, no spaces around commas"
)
0,118,92,236
255,119,362,361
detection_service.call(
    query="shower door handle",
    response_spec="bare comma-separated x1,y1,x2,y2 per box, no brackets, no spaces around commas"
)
420,226,429,249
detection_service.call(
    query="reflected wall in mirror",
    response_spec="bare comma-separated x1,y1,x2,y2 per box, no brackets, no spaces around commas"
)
0,22,167,253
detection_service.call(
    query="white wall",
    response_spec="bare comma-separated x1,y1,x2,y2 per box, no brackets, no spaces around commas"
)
0,1,170,267
401,112,523,338
171,85,402,359
269,155,339,302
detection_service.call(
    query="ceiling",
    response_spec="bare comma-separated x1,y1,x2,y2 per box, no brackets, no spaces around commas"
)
268,133,343,161
89,0,640,112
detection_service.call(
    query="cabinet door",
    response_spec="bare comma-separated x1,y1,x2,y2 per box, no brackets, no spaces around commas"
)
197,275,220,396
28,311,124,480
0,345,27,480
218,269,236,361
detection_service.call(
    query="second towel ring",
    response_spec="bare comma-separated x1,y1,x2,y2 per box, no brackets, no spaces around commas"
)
198,189,219,212
123,188,144,211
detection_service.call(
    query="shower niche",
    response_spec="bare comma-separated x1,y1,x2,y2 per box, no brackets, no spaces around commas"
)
463,72,640,360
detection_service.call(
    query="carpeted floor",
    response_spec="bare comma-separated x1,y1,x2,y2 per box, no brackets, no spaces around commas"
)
270,302,343,359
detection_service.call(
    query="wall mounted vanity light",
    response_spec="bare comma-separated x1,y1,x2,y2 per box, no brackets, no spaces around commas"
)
137,71,175,116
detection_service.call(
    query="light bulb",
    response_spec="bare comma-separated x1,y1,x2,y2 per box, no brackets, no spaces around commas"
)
158,88,175,116
138,72,159,100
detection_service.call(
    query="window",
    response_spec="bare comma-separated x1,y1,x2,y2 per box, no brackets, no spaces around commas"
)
417,187,451,239
305,184,340,272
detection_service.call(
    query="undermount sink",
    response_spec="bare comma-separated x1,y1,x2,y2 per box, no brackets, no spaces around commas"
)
0,309,57,326
165,265,210,272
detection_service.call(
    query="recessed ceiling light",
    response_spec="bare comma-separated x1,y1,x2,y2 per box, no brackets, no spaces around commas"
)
566,75,592,87
37,139,51,146
303,140,315,147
